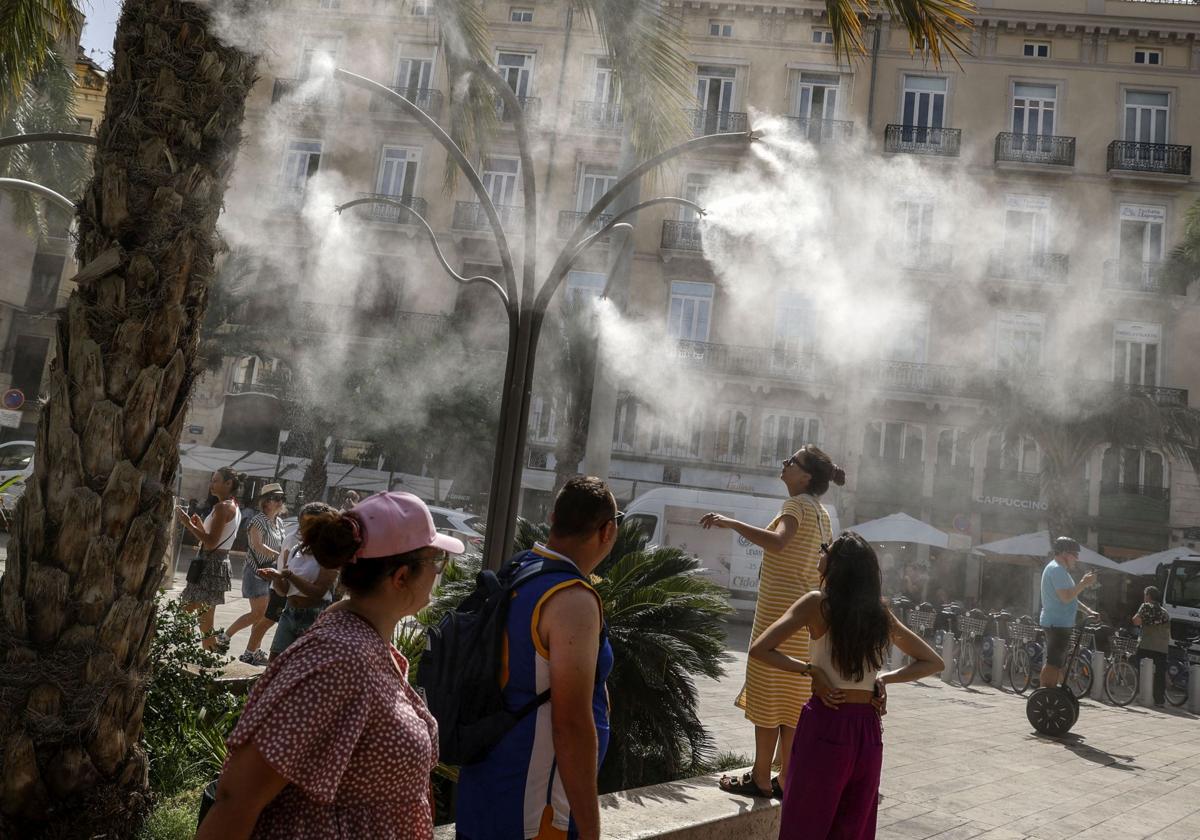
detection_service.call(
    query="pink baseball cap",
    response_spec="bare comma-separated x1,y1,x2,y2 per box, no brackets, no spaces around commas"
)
350,492,465,559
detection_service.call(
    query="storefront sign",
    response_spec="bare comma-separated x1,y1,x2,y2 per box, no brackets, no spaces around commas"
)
1114,320,1162,343
975,494,1048,512
1005,194,1050,212
1119,204,1166,223
0,409,21,429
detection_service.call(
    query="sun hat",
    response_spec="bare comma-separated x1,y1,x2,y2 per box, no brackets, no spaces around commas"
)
352,491,465,559
258,482,284,498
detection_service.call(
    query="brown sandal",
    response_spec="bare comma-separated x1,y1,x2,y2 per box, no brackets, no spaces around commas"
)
718,772,772,798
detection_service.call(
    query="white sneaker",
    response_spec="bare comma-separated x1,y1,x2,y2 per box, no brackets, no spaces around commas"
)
248,649,269,667
215,631,231,652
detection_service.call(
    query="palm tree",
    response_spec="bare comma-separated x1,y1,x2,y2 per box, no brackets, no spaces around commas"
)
978,373,1200,542
0,0,80,114
1163,196,1200,293
548,295,600,493
0,0,971,834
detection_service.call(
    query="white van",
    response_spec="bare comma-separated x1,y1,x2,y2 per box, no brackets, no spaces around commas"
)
624,487,839,611
0,439,35,507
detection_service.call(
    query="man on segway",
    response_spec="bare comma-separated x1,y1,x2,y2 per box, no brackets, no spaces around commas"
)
1039,537,1099,689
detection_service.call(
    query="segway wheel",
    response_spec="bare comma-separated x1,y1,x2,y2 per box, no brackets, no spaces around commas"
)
1027,686,1076,737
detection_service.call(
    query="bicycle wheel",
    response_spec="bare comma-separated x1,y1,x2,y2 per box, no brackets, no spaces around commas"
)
957,640,978,687
1009,647,1032,694
1104,659,1137,707
1165,664,1188,707
1066,653,1093,699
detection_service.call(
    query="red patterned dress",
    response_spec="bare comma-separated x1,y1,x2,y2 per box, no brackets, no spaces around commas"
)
226,608,438,839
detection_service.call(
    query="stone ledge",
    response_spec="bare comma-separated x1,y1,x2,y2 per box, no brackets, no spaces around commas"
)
435,770,780,839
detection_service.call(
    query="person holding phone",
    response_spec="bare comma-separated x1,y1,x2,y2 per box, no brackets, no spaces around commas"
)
1038,537,1098,690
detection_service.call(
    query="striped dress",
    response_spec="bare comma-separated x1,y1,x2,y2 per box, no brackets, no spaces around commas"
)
735,494,832,728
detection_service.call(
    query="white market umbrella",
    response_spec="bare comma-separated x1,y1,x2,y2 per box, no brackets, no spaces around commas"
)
1118,546,1199,577
850,513,950,549
974,530,1125,573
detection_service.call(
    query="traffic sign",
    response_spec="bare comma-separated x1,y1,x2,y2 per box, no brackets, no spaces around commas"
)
2,389,24,411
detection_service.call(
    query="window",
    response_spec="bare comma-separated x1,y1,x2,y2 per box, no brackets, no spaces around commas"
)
1134,48,1162,66
591,57,619,105
773,292,817,357
1167,564,1200,610
510,7,533,22
27,252,65,311
1002,195,1050,255
1101,447,1166,497
995,311,1044,370
496,52,534,98
1011,83,1056,144
394,51,433,96
529,395,558,443
565,270,606,301
410,0,432,15
279,139,321,201
1113,321,1160,387
863,421,924,463
897,199,935,256
76,117,93,135
482,157,521,206
1118,204,1166,276
986,435,1039,474
299,36,339,79
613,395,638,450
375,146,419,198
794,72,839,128
318,0,341,9
231,356,280,391
811,29,834,45
577,165,616,213
695,65,736,129
714,408,749,464
649,409,704,459
679,173,709,223
1124,90,1169,144
0,443,34,472
709,20,733,37
936,429,972,471
902,75,947,131
667,281,713,342
1023,41,1050,59
759,415,820,466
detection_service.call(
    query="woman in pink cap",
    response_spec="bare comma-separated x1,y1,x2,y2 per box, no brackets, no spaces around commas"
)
197,491,464,840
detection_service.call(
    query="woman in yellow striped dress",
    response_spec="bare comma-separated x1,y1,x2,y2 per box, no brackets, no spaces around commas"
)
701,445,844,798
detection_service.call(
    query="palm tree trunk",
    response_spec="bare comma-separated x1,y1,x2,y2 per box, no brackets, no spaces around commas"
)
1043,473,1079,542
0,2,255,836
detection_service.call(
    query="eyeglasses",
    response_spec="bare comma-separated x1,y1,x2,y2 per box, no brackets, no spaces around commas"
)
427,551,449,573
611,511,625,526
263,494,285,503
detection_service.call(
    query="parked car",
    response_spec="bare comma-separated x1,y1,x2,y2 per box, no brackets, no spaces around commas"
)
427,505,486,553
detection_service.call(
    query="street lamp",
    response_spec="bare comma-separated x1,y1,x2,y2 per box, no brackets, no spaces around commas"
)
331,65,755,569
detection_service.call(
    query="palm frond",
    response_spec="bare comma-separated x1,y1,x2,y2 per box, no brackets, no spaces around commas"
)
0,0,79,116
434,0,499,193
1163,197,1200,294
872,0,975,66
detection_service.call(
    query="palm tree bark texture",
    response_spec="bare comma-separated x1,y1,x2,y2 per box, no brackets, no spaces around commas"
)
0,1,256,836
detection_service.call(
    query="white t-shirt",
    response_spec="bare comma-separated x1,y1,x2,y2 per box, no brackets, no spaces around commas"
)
276,530,332,600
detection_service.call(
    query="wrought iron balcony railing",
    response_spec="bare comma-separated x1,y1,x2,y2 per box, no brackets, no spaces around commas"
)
986,249,1070,284
356,193,428,224
673,341,835,386
271,77,341,110
784,117,855,144
994,132,1076,167
572,100,624,131
1100,482,1169,501
661,220,703,251
899,242,954,273
1102,259,1176,294
228,380,285,398
870,360,984,397
558,210,615,239
1122,383,1189,408
885,124,961,157
368,87,444,117
686,109,748,137
495,96,540,123
1107,140,1191,176
452,201,524,231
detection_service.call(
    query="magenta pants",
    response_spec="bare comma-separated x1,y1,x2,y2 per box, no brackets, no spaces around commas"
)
778,699,883,840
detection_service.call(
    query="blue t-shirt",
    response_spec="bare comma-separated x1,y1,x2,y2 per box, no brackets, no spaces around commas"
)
1040,559,1078,627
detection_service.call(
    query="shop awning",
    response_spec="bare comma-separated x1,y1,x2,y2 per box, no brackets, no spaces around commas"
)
974,530,1125,572
849,513,950,549
1117,546,1200,577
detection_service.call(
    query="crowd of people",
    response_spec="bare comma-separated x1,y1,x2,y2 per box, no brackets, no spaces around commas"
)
185,444,1153,840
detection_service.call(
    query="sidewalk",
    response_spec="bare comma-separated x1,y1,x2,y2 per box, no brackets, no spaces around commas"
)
701,624,1200,840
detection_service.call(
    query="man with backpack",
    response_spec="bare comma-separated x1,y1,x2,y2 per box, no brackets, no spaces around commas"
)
452,476,619,840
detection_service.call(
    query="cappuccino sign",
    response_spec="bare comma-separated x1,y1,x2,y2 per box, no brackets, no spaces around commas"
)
975,494,1049,511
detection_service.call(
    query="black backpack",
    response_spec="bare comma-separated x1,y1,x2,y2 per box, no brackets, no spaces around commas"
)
417,556,583,766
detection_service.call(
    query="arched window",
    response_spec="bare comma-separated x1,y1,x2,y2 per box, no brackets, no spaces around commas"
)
715,408,749,464
1102,446,1167,498
759,413,820,466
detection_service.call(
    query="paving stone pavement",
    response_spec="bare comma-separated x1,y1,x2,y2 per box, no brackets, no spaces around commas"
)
700,623,1200,840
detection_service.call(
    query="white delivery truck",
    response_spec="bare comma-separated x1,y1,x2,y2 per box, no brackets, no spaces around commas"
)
623,487,839,611
1158,554,1200,639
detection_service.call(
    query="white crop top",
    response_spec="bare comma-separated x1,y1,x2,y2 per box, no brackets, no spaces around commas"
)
809,631,880,692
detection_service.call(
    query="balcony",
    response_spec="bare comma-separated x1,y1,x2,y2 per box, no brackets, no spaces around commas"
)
674,341,835,387
1122,383,1189,408
452,201,523,232
784,117,854,144
271,77,341,111
495,96,540,124
368,87,444,118
355,193,428,225
899,242,954,273
869,360,983,397
994,132,1075,168
558,210,615,240
686,109,748,137
884,124,961,157
1106,141,1191,177
1102,259,1180,294
986,249,1069,285
572,100,623,132
228,380,285,398
661,220,703,251
1099,483,1170,524
859,456,925,502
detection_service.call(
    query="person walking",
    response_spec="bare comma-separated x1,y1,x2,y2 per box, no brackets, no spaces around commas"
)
224,483,287,666
751,533,943,839
1038,537,1098,690
177,467,245,651
455,476,619,840
196,491,464,839
1132,585,1171,707
702,445,843,798
257,501,341,659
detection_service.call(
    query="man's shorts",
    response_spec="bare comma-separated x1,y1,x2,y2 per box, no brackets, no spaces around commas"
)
1043,626,1073,668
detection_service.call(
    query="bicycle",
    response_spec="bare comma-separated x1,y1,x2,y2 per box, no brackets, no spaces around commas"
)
1165,632,1200,707
955,610,988,687
980,609,1013,685
1064,621,1101,700
1008,618,1040,694
1103,630,1139,707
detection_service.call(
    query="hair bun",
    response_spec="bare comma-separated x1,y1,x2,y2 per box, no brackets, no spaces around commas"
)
301,510,364,569
831,465,847,486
